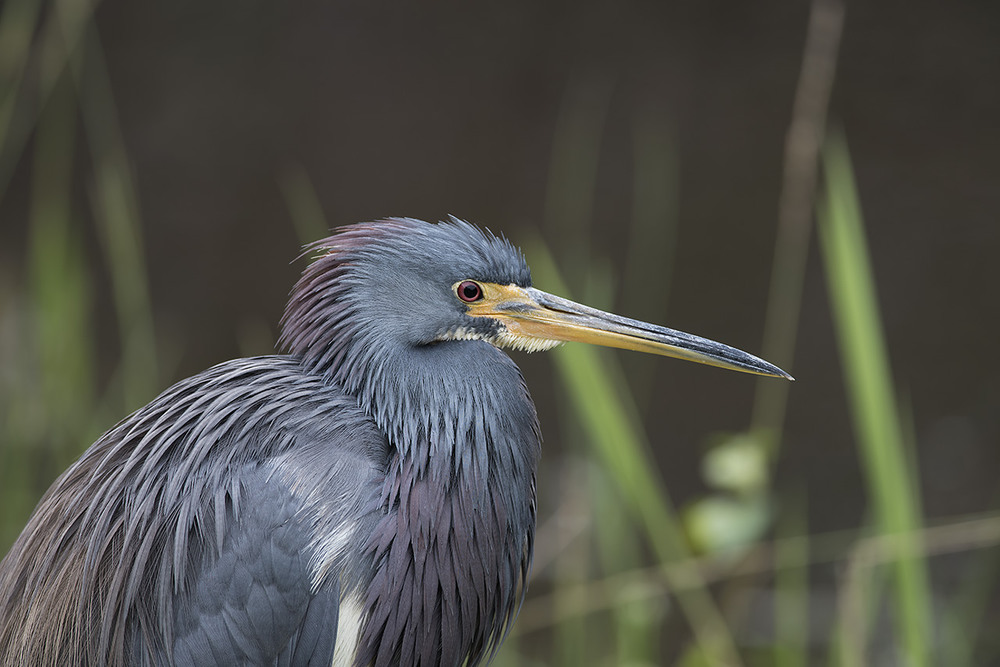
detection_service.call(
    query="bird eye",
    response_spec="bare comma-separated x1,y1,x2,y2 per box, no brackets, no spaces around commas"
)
456,281,483,302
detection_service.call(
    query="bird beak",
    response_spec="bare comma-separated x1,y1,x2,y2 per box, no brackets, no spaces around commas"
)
464,283,793,379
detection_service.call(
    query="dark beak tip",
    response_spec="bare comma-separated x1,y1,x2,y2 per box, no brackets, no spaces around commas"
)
771,365,795,381
767,366,794,381
755,360,793,381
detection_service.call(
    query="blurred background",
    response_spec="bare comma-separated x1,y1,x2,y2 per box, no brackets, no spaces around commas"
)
1,0,998,665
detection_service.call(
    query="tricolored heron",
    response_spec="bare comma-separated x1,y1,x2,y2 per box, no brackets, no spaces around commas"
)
0,217,790,666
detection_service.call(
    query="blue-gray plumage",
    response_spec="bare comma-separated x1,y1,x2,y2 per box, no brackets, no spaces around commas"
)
0,217,790,666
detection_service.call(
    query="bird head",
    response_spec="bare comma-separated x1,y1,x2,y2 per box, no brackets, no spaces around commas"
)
280,217,791,381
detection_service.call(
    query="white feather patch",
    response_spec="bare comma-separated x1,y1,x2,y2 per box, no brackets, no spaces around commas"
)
332,593,366,667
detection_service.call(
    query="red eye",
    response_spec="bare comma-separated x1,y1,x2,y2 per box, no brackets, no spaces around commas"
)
457,281,482,302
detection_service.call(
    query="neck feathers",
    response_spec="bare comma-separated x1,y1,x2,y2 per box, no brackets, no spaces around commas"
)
356,449,535,666
349,346,541,666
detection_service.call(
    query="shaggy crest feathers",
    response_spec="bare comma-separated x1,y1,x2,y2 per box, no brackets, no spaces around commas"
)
279,216,531,375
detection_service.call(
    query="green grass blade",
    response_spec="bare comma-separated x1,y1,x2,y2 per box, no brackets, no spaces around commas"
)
542,70,614,283
774,490,809,667
751,0,844,444
27,76,94,458
818,133,932,665
1,72,96,552
0,0,44,194
68,23,158,408
551,460,592,667
591,461,663,665
0,0,95,201
543,70,621,665
529,238,743,667
621,104,679,415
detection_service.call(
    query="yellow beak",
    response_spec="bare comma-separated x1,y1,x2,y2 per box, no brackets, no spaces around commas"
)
462,283,792,379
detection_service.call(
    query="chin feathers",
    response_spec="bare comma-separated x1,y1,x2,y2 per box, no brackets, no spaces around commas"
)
436,325,563,354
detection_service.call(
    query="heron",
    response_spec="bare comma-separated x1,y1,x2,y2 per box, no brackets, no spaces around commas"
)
0,217,790,666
